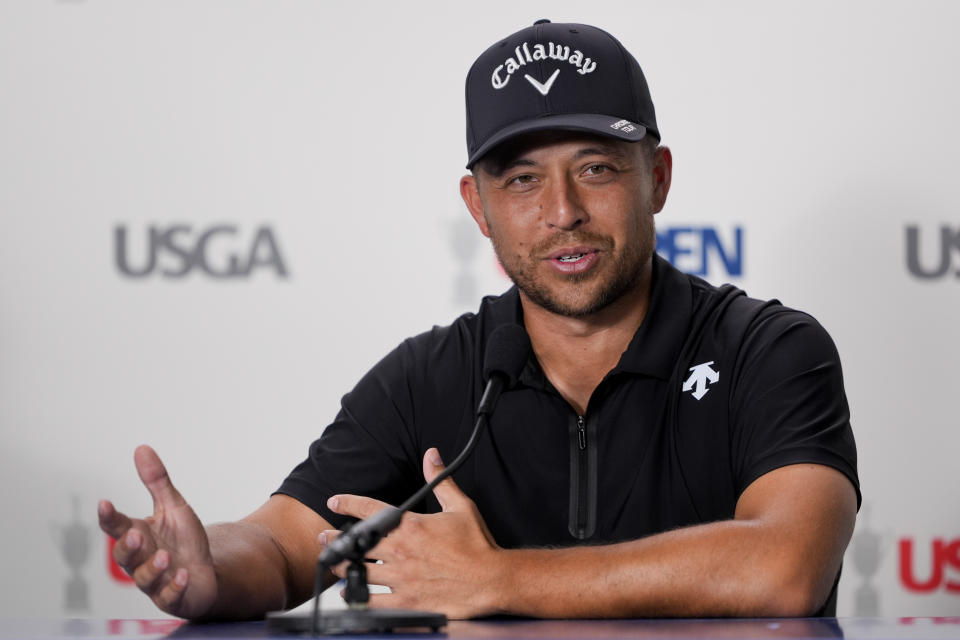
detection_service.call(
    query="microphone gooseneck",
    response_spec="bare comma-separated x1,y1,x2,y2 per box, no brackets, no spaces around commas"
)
318,323,531,567
286,324,531,635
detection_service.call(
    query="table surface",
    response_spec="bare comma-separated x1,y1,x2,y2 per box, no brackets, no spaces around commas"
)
2,618,959,640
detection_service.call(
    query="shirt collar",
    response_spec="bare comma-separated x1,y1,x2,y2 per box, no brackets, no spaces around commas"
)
480,254,693,385
610,254,693,380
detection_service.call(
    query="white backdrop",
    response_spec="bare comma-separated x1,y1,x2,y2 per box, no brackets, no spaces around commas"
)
1,0,958,620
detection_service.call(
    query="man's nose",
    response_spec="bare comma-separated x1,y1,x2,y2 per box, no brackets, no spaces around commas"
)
542,178,588,230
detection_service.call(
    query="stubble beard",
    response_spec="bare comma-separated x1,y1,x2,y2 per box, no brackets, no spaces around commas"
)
490,223,655,318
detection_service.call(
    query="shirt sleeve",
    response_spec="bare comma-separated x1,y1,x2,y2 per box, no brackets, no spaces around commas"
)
729,309,861,506
274,339,425,529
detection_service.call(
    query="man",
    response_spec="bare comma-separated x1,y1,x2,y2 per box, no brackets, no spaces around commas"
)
99,20,859,620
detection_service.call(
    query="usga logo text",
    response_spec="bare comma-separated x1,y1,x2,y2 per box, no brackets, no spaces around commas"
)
905,225,960,280
899,537,960,593
115,224,288,279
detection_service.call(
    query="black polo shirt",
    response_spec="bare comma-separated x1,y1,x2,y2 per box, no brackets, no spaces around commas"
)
278,254,859,570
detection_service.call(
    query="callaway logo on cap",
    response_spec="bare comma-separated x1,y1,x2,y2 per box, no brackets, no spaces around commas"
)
465,19,660,169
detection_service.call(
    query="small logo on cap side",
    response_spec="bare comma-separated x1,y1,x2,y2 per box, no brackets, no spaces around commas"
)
524,69,560,96
611,119,638,133
491,41,598,90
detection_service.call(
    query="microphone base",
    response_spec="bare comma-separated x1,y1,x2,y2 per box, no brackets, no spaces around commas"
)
265,607,447,635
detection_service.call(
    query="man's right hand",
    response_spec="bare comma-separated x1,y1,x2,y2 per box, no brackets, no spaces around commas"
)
98,445,218,619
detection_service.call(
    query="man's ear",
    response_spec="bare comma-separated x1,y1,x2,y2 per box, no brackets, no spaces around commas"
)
650,146,673,214
460,174,491,238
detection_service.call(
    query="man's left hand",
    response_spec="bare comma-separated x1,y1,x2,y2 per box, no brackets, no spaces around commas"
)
322,448,505,619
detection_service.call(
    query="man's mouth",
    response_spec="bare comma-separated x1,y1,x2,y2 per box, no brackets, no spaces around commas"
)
545,247,601,273
547,246,598,261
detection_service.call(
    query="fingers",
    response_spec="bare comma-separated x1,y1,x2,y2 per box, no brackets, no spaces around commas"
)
101,495,165,588
318,529,341,548
153,568,189,612
326,494,391,520
134,445,187,513
423,449,497,544
328,557,395,587
131,548,172,592
98,500,133,539
112,527,158,575
320,528,387,563
318,529,342,572
130,549,189,610
422,448,470,512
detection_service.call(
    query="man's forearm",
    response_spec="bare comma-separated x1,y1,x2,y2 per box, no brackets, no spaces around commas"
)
488,466,856,619
195,494,336,621
200,521,299,620
493,518,831,619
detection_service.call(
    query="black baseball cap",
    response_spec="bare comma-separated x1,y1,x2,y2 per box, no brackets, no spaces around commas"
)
465,19,660,169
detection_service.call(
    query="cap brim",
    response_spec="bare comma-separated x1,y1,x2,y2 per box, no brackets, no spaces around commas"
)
466,113,650,169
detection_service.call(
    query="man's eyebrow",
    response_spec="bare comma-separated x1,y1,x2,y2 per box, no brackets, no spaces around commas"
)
573,144,630,160
500,158,537,172
482,142,631,177
509,145,627,167
482,157,536,178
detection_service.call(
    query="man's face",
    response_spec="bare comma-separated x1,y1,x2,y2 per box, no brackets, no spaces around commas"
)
460,133,672,318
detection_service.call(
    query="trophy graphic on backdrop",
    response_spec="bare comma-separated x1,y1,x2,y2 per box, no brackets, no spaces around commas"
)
51,495,91,612
850,504,886,616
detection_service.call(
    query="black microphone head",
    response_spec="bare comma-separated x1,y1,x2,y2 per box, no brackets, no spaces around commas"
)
483,324,532,387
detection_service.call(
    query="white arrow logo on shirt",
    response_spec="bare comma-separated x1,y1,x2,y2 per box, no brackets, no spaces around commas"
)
524,68,560,96
682,361,719,401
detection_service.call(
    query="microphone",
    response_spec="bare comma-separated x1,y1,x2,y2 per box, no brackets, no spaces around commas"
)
477,323,531,416
318,323,531,566
269,324,531,635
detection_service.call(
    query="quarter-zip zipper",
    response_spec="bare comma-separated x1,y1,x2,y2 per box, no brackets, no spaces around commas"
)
576,415,588,534
568,412,596,539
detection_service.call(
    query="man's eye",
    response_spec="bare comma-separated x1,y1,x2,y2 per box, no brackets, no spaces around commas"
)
507,175,536,187
584,164,610,176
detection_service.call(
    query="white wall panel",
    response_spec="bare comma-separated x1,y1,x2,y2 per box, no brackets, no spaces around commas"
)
2,0,958,619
